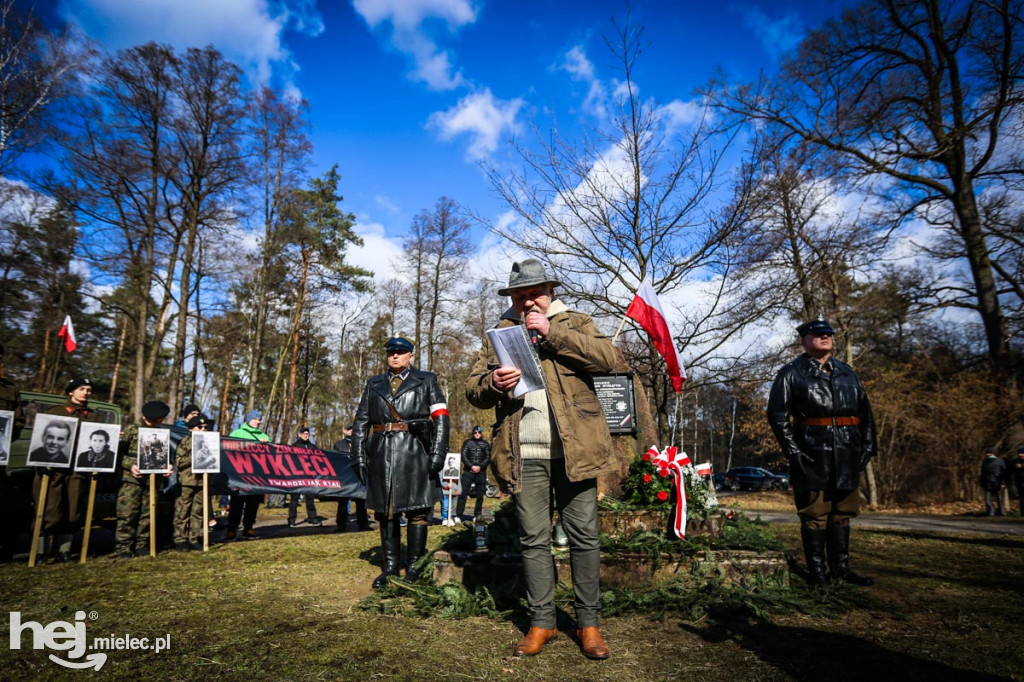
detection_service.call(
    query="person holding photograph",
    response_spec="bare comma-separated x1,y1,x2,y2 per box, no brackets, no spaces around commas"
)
34,377,103,563
115,400,172,559
0,344,25,561
172,413,213,551
76,428,116,470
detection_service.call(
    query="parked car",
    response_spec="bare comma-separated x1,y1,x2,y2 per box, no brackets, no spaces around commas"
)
720,467,790,492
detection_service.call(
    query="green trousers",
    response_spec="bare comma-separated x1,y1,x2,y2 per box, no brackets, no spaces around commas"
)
514,458,601,629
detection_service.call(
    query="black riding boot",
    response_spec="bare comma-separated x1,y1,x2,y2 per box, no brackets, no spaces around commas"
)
404,524,429,582
801,526,829,587
372,518,402,589
826,524,874,586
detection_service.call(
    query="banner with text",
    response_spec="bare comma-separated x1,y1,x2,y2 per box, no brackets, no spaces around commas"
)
210,439,364,499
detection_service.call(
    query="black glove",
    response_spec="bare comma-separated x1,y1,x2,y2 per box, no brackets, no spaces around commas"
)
353,462,367,487
427,453,444,475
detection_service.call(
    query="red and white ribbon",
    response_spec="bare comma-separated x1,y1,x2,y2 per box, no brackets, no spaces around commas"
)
652,446,691,539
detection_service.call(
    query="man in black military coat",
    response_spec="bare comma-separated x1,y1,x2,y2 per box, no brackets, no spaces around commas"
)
352,336,450,588
767,319,877,587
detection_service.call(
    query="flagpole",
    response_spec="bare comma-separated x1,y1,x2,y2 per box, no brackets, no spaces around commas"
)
611,314,629,344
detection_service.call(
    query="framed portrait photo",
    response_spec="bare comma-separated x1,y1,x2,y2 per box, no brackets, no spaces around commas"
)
137,427,171,474
74,423,120,473
27,414,79,469
441,452,462,481
191,430,221,474
0,410,14,466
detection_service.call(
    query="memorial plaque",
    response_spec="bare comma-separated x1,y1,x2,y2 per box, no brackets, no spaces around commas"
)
593,373,637,435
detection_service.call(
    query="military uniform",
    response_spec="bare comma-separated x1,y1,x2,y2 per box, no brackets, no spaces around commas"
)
34,401,104,560
172,431,206,549
115,422,164,557
0,375,25,560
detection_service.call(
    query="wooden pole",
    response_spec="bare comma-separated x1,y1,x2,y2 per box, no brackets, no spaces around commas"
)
203,473,209,552
149,474,157,557
80,476,98,564
29,473,50,567
611,314,630,344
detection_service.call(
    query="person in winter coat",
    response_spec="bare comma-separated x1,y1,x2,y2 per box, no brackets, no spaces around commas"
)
287,427,321,527
455,425,491,522
466,259,617,661
352,336,450,588
979,449,1007,516
226,410,270,540
767,318,877,587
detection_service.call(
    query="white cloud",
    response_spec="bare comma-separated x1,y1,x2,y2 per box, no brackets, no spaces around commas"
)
739,7,804,59
558,45,607,119
351,0,477,91
428,89,523,160
658,98,709,133
350,217,405,282
57,0,323,87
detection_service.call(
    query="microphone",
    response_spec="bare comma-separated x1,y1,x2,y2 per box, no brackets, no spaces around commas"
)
527,306,541,346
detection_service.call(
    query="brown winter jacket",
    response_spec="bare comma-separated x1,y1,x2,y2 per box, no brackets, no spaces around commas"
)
465,302,619,495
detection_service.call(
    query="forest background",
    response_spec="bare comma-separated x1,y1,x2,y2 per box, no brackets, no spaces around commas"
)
1,0,1022,509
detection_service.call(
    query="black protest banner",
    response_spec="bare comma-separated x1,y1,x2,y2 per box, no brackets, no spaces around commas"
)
212,439,364,499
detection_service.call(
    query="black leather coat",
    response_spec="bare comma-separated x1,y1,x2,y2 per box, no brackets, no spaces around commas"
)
352,368,450,514
460,437,491,469
766,354,876,491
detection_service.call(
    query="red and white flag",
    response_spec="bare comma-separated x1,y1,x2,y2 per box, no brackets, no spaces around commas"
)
58,315,77,353
625,277,685,392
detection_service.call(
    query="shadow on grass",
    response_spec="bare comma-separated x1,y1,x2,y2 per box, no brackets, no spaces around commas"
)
863,527,1024,550
684,612,1012,681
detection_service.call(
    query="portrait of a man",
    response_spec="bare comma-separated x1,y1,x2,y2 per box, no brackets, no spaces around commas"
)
0,410,13,466
27,414,78,468
192,430,220,473
441,454,461,481
75,423,119,472
137,427,170,473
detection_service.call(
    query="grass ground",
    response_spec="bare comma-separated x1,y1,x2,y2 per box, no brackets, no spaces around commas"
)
2,504,1021,682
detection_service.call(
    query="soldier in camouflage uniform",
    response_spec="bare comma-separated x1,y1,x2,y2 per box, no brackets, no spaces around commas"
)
0,344,26,561
173,414,214,551
115,400,172,559
36,378,104,563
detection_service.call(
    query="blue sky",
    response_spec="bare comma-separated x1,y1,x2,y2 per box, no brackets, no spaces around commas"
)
42,0,853,281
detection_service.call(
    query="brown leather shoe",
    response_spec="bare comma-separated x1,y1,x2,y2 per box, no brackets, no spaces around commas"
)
513,627,558,656
576,627,609,660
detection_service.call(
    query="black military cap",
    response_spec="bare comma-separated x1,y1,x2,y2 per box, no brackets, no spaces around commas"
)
345,423,354,431
473,425,483,433
796,319,835,337
298,426,310,434
185,414,212,429
142,400,170,421
64,377,93,394
181,403,200,418
385,336,414,353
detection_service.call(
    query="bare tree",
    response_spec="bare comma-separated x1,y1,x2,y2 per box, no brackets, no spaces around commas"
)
710,0,1024,367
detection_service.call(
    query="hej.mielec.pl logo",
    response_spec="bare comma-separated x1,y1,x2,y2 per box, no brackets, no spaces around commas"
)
10,610,171,670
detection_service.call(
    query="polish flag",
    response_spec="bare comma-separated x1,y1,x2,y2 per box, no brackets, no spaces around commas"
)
625,277,685,392
58,315,77,353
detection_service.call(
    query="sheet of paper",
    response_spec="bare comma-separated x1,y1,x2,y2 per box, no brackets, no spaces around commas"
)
486,325,546,397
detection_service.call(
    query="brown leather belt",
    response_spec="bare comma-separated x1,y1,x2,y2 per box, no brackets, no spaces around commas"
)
797,416,860,427
372,422,410,433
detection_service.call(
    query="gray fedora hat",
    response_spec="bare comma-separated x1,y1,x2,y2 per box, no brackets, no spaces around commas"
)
498,258,562,296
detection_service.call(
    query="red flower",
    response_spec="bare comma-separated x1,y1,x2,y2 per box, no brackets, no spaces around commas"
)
643,474,652,483
657,491,669,501
658,469,669,478
642,452,652,462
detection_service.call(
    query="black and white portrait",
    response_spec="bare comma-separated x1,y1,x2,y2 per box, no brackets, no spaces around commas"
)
27,414,79,468
0,410,13,466
441,452,461,480
192,430,220,474
138,427,170,474
74,423,120,473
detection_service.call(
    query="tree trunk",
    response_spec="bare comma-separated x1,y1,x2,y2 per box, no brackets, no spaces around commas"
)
108,313,129,402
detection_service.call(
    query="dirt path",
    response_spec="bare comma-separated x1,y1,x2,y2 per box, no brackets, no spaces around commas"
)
746,510,1024,536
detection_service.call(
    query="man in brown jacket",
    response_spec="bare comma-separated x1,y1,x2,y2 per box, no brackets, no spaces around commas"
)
466,259,617,660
